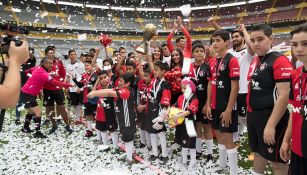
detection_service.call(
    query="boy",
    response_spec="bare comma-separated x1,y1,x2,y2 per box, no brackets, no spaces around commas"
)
206,29,240,175
188,43,213,161
247,24,292,175
88,73,136,165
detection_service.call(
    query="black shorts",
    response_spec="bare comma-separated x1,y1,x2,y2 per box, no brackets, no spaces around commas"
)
138,111,146,130
177,120,196,148
237,93,247,117
289,151,307,175
43,89,65,106
96,120,118,132
69,92,84,106
120,126,136,142
196,101,210,124
247,109,289,163
211,109,238,133
84,103,97,116
20,92,38,108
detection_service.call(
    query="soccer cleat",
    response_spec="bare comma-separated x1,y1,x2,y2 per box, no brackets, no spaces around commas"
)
84,130,93,137
206,154,213,162
48,126,58,134
56,119,63,125
159,156,169,164
64,125,73,133
15,119,21,125
196,152,202,159
21,127,34,133
33,131,47,139
139,143,146,148
148,155,158,161
42,119,50,126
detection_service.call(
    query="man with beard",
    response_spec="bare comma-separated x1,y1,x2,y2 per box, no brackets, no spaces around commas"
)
228,25,255,142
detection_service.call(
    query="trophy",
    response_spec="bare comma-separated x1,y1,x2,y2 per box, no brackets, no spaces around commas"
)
135,23,157,54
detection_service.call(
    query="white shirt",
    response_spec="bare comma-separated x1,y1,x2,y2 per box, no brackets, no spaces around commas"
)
66,61,85,92
163,56,171,67
228,47,254,94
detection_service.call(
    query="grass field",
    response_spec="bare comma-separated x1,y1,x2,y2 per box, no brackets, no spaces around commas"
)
0,102,274,174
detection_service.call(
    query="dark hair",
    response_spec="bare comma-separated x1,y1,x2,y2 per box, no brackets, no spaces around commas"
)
192,43,205,53
212,29,230,41
103,58,113,65
161,43,168,47
170,48,184,70
144,67,151,74
84,60,92,64
175,36,184,43
120,73,135,86
89,48,96,53
113,50,118,55
128,52,135,58
68,49,76,55
81,52,90,57
153,46,164,61
192,40,202,46
45,47,54,54
125,61,136,69
154,60,169,71
290,24,307,37
98,70,108,76
118,47,126,53
231,30,244,38
41,58,51,65
250,24,272,37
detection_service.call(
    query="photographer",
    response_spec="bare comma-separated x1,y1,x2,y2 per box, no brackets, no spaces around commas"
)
0,40,29,108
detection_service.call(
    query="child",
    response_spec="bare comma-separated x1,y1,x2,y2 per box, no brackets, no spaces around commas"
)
206,29,240,175
73,61,99,137
188,43,213,160
20,58,71,138
88,73,136,165
171,78,199,168
136,67,152,149
92,70,118,149
146,61,171,164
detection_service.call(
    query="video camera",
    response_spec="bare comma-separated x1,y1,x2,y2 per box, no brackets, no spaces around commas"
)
0,23,29,54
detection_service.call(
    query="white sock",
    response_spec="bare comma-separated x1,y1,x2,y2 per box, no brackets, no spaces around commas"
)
111,132,119,148
227,148,238,175
140,129,146,144
190,148,197,166
252,170,264,175
233,132,239,142
182,148,188,164
125,141,134,161
238,116,246,136
205,139,213,155
150,134,158,156
96,130,102,141
87,120,93,131
101,131,108,145
218,144,227,168
196,138,202,153
145,131,151,147
158,132,167,157
76,105,82,120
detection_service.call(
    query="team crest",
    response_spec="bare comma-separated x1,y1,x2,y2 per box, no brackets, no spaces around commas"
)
267,147,274,153
220,64,226,71
259,63,267,71
199,70,204,77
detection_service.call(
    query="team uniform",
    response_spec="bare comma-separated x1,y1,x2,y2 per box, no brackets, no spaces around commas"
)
146,77,171,161
246,51,292,162
208,53,240,133
289,66,307,174
114,87,137,142
174,94,198,148
188,61,210,124
43,58,66,106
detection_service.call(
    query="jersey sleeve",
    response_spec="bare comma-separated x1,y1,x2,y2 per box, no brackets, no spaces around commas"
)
116,88,130,100
207,59,215,81
187,98,198,114
229,57,240,80
273,56,293,82
160,83,171,107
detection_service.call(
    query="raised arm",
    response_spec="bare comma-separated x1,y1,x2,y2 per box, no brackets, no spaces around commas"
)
239,24,255,56
207,16,222,30
166,19,177,53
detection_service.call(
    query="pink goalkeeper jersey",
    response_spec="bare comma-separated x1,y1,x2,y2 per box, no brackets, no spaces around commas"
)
22,66,53,96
